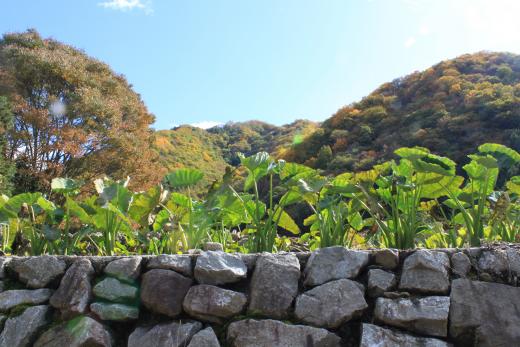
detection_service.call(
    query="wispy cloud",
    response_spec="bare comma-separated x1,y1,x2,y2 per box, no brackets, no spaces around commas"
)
190,121,223,129
404,37,416,48
98,0,153,14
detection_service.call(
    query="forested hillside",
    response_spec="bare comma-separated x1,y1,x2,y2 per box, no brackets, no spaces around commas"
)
283,52,520,175
154,120,318,187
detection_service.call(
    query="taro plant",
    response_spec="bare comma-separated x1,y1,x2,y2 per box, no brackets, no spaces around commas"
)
442,144,520,246
225,152,300,253
155,168,210,252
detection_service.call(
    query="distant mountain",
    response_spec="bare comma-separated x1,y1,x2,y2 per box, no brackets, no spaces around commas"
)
282,52,520,174
156,52,520,186
154,120,318,188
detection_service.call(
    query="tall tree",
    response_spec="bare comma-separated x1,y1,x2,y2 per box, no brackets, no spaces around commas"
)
0,96,14,193
0,30,164,193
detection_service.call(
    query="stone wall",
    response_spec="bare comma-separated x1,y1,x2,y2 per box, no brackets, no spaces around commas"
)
0,245,519,346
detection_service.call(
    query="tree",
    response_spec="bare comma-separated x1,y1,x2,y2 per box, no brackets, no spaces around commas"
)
0,96,14,193
0,30,164,193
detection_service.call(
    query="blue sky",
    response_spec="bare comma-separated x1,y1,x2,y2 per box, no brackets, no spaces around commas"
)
2,0,520,130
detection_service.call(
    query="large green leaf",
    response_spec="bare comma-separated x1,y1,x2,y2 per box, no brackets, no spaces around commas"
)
273,209,300,235
507,176,520,195
165,169,204,189
128,185,162,227
478,143,520,168
51,178,81,195
94,178,133,212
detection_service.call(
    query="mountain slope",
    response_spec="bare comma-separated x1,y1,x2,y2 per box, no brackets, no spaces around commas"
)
283,52,520,173
154,120,318,187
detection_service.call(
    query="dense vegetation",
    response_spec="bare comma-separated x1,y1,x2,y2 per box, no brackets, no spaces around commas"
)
0,30,162,194
1,31,520,255
284,52,520,175
0,143,518,256
154,120,317,191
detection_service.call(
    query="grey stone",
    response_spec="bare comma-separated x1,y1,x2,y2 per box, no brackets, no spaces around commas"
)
248,253,300,319
93,277,138,303
506,248,520,276
451,252,471,277
34,315,113,347
104,257,142,283
0,258,10,279
360,323,450,347
375,296,450,337
12,256,66,288
477,250,508,275
374,249,399,269
450,278,520,346
368,269,397,297
227,319,341,347
0,289,53,312
0,305,50,347
187,327,220,347
294,279,367,328
128,321,202,347
50,258,94,319
204,242,224,252
194,251,247,285
141,269,192,317
304,246,369,286
147,254,193,276
239,254,258,271
90,302,139,321
399,250,450,294
183,285,247,323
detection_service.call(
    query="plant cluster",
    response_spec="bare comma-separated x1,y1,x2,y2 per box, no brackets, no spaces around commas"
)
0,143,519,256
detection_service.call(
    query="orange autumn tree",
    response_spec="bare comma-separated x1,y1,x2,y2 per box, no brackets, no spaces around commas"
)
0,30,164,193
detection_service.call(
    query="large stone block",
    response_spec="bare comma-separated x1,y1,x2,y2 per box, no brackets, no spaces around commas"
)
450,278,520,346
0,289,53,312
368,269,397,297
227,319,341,347
128,321,202,347
147,254,193,277
0,305,50,347
104,257,142,283
183,285,246,323
187,327,220,347
294,279,367,328
360,323,449,347
374,296,450,337
194,251,247,285
303,246,369,286
248,253,300,319
140,269,192,317
34,316,113,347
399,250,450,294
93,277,138,303
50,258,94,319
12,256,66,288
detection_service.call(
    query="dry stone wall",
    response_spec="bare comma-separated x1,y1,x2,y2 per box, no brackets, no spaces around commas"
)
0,245,520,346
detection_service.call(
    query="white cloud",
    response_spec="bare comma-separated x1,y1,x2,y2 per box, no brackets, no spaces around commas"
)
99,0,153,14
190,121,223,129
404,37,416,48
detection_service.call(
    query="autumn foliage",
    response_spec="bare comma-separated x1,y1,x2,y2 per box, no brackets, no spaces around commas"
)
0,30,163,193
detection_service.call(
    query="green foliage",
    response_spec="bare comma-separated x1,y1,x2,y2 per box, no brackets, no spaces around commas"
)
0,143,519,255
285,52,520,176
0,97,14,194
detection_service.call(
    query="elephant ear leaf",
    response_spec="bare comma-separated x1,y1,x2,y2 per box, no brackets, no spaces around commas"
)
165,169,204,189
507,176,520,195
478,143,520,169
129,185,162,227
273,209,300,235
51,178,81,195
